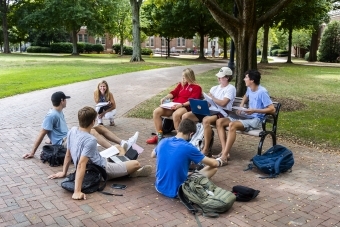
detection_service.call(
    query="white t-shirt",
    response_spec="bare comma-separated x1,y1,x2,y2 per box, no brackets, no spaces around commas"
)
209,84,236,117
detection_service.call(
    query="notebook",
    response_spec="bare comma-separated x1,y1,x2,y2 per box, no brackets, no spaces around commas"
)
189,99,220,116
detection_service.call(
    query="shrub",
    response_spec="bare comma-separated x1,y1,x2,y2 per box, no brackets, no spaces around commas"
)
112,44,133,55
77,42,85,53
84,43,93,53
277,49,288,57
27,46,41,53
40,47,52,53
304,52,310,61
271,49,280,56
318,21,340,62
50,42,73,53
141,48,152,55
92,44,104,54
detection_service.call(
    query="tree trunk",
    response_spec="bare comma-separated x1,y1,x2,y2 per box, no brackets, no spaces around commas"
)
130,0,144,62
120,38,124,56
71,30,78,55
198,31,205,59
286,27,293,63
309,29,318,62
223,36,228,59
167,38,170,58
1,0,10,54
260,23,269,63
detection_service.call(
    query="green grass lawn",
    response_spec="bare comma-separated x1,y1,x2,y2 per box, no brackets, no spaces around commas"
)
127,63,340,150
0,53,209,98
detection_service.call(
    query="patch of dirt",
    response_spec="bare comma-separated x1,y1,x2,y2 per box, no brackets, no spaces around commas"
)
271,97,306,112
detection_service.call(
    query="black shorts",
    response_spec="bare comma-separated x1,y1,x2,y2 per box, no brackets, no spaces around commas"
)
194,113,224,123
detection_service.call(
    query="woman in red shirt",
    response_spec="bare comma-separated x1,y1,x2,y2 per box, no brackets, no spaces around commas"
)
146,68,202,144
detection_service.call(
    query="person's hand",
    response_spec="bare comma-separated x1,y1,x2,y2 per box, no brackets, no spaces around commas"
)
172,104,182,110
98,112,105,118
243,108,255,115
48,172,66,179
23,153,34,159
207,93,214,98
72,192,86,200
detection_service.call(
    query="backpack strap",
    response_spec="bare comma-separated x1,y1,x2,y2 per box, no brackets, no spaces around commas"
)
273,149,293,177
178,185,202,227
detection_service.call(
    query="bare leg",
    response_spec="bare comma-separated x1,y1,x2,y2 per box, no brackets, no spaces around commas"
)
153,107,173,132
220,121,245,162
124,160,141,174
201,115,218,155
92,125,122,144
216,118,231,153
172,108,188,130
182,112,199,122
90,128,112,149
199,166,218,179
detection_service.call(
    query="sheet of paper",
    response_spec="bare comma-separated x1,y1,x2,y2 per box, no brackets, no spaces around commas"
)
160,102,181,109
96,102,109,107
203,92,218,109
100,146,120,158
132,143,144,154
232,106,248,111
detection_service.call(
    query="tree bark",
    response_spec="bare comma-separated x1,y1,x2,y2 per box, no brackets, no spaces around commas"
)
71,30,79,55
286,27,293,63
1,0,10,54
120,38,124,56
198,31,205,59
309,28,318,62
201,0,294,96
166,38,170,58
260,23,269,63
130,0,144,62
223,36,228,59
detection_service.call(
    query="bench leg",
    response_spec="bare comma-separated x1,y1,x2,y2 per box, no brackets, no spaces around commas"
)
258,132,277,155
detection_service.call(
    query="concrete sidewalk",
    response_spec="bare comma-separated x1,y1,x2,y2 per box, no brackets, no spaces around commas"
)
0,63,340,227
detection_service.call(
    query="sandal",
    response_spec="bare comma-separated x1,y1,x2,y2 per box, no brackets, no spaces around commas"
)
109,120,115,126
216,157,228,167
213,153,231,160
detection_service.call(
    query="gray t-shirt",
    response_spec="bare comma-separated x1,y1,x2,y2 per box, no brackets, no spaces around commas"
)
67,127,106,168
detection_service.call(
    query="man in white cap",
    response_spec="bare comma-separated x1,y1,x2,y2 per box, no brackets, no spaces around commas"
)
23,91,138,159
182,67,236,156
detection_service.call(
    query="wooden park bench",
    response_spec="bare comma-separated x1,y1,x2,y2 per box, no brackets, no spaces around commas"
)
161,97,281,155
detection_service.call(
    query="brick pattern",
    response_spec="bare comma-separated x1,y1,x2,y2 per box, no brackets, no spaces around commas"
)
1,64,340,226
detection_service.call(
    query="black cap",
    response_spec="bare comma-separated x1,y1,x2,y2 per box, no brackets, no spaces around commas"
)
51,91,70,103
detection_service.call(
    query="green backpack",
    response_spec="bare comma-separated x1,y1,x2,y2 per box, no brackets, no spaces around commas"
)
180,173,236,217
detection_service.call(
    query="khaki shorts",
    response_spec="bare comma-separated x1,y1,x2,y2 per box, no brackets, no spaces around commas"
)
105,161,128,180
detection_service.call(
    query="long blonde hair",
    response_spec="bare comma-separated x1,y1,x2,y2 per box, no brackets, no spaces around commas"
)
182,68,197,85
94,80,110,103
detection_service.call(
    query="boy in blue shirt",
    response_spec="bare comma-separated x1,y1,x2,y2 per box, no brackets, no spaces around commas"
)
215,70,275,165
151,119,221,198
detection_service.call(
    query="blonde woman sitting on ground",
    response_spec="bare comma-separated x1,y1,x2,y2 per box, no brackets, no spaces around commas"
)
94,80,116,126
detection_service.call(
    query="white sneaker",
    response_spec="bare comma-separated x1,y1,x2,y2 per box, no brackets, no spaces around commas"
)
126,132,139,151
120,140,128,151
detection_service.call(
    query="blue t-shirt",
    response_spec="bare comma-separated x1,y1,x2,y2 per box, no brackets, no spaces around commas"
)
154,137,205,198
67,127,106,168
42,109,68,145
246,85,273,120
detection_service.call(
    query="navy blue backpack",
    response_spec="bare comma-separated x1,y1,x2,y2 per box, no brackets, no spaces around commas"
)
246,145,294,178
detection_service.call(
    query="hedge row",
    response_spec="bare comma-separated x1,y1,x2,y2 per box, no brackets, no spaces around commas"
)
271,49,289,57
27,42,104,54
112,44,152,55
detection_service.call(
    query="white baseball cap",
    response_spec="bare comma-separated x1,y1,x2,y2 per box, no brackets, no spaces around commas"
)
216,67,233,78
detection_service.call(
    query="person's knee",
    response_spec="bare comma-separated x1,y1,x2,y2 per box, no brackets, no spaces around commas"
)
228,121,241,132
153,107,163,118
182,112,190,120
126,160,140,172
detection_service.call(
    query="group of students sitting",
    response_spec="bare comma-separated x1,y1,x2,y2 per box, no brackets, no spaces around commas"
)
22,67,275,200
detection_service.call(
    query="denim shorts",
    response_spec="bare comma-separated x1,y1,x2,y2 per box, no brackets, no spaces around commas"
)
228,117,262,132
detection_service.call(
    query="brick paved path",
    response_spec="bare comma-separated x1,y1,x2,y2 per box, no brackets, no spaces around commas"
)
0,64,339,227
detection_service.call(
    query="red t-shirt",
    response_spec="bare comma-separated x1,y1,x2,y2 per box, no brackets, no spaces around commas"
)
170,83,202,103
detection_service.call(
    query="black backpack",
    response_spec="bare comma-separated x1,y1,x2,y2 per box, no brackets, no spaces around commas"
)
61,163,107,194
161,118,174,134
40,145,66,167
